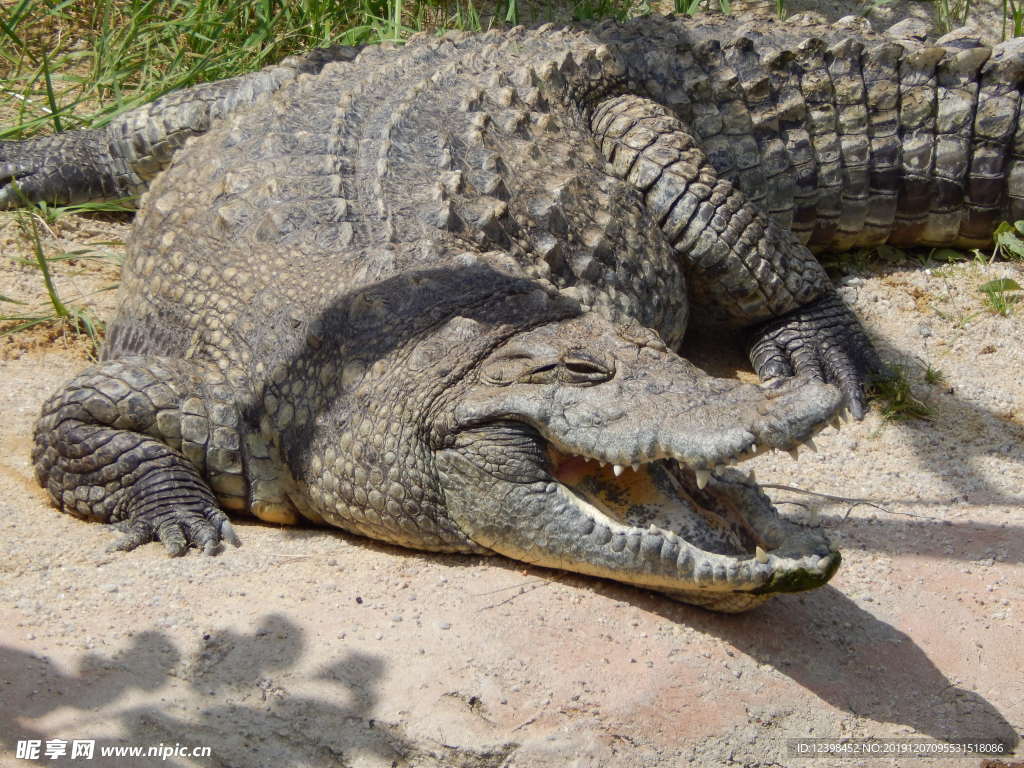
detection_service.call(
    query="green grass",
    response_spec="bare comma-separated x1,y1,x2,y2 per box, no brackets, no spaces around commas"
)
0,201,125,354
1,0,416,138
978,276,1023,315
677,0,731,15
0,0,648,140
868,364,934,422
990,219,1024,261
1004,0,1024,37
923,363,945,386
932,0,973,32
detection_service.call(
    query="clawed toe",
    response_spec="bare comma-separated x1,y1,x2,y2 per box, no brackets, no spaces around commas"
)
106,503,239,556
108,518,156,553
205,506,241,548
749,292,882,421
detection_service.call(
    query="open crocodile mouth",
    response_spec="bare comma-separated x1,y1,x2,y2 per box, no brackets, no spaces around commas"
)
545,443,841,612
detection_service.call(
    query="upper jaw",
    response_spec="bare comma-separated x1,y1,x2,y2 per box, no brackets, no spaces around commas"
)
532,373,843,473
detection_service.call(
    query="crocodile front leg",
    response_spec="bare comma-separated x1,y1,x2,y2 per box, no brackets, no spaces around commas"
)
0,131,137,207
0,45,360,208
590,93,880,415
32,357,244,554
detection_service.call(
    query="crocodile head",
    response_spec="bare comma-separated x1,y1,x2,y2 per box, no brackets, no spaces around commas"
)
436,312,843,613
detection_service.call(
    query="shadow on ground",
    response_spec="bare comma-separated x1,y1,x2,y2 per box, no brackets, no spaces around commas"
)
705,587,1018,749
2,590,1017,767
0,615,467,768
570,576,1021,752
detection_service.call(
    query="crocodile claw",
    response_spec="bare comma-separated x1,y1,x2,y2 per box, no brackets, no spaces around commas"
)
108,504,239,556
748,291,882,419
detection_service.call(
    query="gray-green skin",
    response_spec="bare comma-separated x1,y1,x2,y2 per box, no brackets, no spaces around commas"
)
6,12,1023,611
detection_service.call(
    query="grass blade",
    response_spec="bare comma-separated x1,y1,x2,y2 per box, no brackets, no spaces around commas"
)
19,212,71,320
40,50,63,133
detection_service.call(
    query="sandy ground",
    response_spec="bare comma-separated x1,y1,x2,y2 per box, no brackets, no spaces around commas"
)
2,2,1024,767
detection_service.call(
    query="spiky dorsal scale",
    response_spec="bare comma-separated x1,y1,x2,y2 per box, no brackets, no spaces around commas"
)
721,34,798,232
790,37,844,246
958,37,1024,241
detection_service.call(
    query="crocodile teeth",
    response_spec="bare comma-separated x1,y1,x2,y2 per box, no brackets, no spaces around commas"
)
612,464,625,477
787,447,800,461
695,469,711,490
747,469,757,484
755,546,769,564
805,438,818,453
831,416,842,430
631,462,639,472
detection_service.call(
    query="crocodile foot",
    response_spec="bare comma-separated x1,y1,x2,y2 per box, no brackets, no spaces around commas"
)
110,502,241,556
748,292,882,419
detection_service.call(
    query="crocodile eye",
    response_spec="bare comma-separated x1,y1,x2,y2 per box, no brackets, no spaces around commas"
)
480,352,613,386
560,355,613,384
564,359,605,375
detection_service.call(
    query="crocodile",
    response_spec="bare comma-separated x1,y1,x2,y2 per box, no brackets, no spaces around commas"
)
5,12,1023,612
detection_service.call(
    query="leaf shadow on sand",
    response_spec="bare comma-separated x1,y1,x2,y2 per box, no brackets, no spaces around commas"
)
0,615,428,767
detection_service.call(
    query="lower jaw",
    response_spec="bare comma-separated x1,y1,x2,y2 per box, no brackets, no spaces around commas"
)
439,444,841,613
546,461,841,608
665,549,842,613
662,589,774,613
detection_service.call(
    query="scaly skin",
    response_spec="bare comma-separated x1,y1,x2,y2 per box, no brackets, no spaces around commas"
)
13,14,1024,610
0,46,361,207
